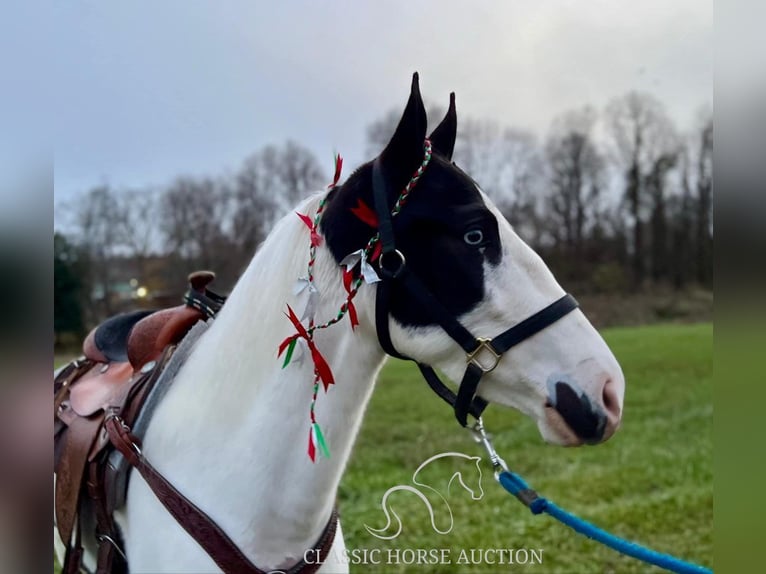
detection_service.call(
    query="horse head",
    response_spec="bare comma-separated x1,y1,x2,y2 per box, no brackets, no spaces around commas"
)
321,73,624,446
446,455,484,502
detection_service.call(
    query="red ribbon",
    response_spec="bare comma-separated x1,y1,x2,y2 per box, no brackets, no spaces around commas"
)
307,427,316,462
350,199,379,228
370,242,382,262
296,212,322,247
278,304,335,391
329,154,344,189
342,268,359,331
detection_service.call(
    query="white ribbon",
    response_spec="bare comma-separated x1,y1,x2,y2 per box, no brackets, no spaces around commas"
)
292,338,309,367
293,277,311,295
301,289,319,322
340,249,381,284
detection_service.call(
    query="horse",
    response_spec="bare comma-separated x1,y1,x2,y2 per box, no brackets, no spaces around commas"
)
55,73,625,573
365,452,484,540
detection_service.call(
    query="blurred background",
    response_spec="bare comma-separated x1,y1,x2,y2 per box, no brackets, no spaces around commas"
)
52,1,713,351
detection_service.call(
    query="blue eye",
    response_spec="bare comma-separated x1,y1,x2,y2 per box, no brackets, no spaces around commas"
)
464,230,484,245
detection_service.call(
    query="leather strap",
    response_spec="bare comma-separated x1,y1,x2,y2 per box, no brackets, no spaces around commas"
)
62,516,84,574
104,416,336,574
55,413,104,547
491,294,579,355
372,159,396,254
54,358,94,416
371,157,489,422
88,461,126,574
418,363,488,422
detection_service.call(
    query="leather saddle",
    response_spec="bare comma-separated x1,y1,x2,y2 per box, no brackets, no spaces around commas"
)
54,270,225,574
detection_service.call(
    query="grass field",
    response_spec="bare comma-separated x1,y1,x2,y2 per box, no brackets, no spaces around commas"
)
55,322,712,573
339,322,713,573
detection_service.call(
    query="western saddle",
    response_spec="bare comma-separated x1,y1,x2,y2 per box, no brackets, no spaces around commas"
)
54,271,225,574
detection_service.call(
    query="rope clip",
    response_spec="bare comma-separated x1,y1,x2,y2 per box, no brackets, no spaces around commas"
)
469,417,508,478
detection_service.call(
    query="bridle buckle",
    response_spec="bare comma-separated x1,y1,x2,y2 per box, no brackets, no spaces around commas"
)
467,338,501,373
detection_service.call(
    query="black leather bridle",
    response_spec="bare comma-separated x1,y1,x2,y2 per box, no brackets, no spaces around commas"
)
371,157,580,427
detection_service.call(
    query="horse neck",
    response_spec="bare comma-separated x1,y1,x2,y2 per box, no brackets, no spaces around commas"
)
143,194,386,566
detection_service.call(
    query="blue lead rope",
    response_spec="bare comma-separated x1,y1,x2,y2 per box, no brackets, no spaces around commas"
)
497,470,712,574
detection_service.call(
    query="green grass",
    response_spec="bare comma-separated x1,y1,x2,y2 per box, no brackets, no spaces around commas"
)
55,323,712,573
338,323,712,573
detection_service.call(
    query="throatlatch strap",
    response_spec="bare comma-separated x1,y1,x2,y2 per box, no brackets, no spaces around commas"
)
374,280,409,360
418,364,488,422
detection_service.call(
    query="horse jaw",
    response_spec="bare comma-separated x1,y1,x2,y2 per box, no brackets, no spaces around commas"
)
115,194,382,572
387,193,625,446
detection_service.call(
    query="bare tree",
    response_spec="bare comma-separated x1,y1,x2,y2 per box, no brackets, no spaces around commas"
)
231,140,325,260
70,185,123,321
500,129,546,244
453,119,545,244
545,107,604,262
694,111,713,286
113,188,161,280
669,147,696,289
606,91,679,287
160,176,236,283
645,152,678,282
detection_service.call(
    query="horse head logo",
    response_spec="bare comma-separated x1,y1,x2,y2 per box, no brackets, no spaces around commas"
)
364,452,484,540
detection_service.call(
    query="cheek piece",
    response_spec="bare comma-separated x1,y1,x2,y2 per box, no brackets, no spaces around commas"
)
371,142,579,427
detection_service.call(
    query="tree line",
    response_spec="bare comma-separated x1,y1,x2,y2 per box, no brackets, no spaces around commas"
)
55,90,712,337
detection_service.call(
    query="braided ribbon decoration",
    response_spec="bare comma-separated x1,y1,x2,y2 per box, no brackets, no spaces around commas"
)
279,141,432,461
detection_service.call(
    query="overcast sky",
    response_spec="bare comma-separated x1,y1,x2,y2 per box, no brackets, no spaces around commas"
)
53,0,712,209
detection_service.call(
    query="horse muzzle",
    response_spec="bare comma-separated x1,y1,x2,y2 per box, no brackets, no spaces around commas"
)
543,376,622,446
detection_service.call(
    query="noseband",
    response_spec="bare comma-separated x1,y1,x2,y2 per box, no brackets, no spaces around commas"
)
370,149,579,426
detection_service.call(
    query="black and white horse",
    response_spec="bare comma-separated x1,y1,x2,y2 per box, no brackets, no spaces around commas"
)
66,75,624,573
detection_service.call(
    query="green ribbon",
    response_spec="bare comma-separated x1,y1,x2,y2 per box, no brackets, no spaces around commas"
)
313,423,331,459
282,338,297,368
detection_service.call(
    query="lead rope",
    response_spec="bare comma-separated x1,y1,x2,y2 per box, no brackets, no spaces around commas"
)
470,420,712,574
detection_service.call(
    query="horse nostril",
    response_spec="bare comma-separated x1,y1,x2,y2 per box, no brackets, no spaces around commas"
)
602,378,621,420
552,381,607,444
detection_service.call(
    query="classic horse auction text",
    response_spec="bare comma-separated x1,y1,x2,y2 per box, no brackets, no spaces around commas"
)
302,547,544,567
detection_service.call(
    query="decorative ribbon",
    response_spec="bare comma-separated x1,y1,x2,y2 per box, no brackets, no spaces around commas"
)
278,143,432,462
340,249,381,285
278,304,335,391
296,212,322,248
350,198,378,228
308,422,331,463
329,154,343,189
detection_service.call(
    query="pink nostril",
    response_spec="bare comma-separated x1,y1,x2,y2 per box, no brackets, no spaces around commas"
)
602,378,621,420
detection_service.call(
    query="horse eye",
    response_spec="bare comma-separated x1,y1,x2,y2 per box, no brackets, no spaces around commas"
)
463,230,484,246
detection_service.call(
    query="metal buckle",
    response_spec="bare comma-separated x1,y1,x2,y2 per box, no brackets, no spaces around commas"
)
467,338,501,373
378,249,406,278
104,410,142,457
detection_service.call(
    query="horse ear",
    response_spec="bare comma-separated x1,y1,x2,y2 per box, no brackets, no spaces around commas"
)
379,72,428,184
429,93,457,160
